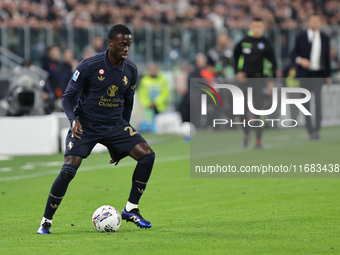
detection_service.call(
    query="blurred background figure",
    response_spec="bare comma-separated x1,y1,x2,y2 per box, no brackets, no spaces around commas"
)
179,53,207,124
42,46,79,111
56,49,78,99
290,13,331,140
0,0,338,131
42,45,62,100
81,46,97,60
6,60,51,116
92,35,106,53
233,17,277,149
62,49,78,72
138,63,170,114
330,46,340,79
207,2,227,32
207,33,233,77
138,63,170,132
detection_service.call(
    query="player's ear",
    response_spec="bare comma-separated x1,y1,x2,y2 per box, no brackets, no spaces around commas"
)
108,39,113,47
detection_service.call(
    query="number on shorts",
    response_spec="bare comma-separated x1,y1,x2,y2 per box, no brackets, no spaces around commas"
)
124,126,138,136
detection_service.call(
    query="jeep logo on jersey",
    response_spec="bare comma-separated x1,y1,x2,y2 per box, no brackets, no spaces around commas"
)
107,85,118,97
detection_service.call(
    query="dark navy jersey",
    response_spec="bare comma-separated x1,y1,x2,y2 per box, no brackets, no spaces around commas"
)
61,50,138,124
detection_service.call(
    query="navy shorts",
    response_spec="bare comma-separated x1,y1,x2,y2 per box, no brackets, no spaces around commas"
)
64,117,146,161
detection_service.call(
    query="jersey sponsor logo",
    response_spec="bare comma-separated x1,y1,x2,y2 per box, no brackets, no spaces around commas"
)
257,42,265,50
99,69,105,75
99,96,119,107
122,76,128,85
72,70,80,81
107,85,118,97
98,76,105,81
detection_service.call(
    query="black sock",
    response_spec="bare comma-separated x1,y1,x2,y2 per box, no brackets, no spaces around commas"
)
43,164,77,220
128,152,155,205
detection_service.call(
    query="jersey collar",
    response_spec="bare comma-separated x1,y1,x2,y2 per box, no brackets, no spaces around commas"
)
104,49,125,72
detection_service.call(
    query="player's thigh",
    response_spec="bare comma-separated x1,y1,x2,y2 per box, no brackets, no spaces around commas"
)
64,127,98,159
101,123,146,162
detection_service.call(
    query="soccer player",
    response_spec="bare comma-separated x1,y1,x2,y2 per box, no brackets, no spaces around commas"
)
37,24,155,234
290,13,331,140
233,17,277,149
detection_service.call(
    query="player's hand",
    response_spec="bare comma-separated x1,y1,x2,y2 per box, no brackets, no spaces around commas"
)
299,58,310,69
71,119,83,139
110,159,120,166
236,72,247,82
236,72,247,78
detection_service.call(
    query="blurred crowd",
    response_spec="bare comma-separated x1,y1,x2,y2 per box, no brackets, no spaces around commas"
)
1,0,340,117
0,0,339,30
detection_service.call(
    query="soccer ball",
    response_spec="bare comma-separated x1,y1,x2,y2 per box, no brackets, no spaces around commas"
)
92,205,121,232
179,122,197,142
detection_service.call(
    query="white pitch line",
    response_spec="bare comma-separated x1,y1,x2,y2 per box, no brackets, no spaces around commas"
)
0,167,12,172
0,155,190,182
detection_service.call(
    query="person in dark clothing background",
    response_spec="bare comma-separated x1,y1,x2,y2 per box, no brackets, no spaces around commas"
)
233,17,277,149
207,33,233,77
179,53,207,124
290,13,331,140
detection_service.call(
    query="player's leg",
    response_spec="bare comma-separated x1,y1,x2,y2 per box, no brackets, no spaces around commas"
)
38,122,98,234
37,156,82,234
313,82,323,139
37,156,81,234
301,82,314,139
122,142,155,228
104,121,155,228
127,142,154,208
253,92,267,150
242,84,251,148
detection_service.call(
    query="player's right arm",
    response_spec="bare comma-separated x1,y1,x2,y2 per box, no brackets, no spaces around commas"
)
61,61,89,139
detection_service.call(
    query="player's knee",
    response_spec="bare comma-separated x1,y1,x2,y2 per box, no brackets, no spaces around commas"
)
60,164,78,179
137,151,155,163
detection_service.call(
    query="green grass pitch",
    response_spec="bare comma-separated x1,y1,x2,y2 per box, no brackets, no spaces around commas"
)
0,127,339,254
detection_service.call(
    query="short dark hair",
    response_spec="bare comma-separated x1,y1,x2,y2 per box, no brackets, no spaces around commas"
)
252,17,263,22
107,24,131,40
308,13,320,19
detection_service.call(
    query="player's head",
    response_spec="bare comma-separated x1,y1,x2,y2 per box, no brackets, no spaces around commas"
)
216,33,229,49
48,45,60,61
249,17,265,38
308,13,321,31
148,63,158,77
107,24,132,62
195,52,207,69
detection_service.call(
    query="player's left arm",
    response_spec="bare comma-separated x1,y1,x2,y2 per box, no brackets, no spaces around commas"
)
264,41,278,95
265,40,278,78
122,69,138,123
